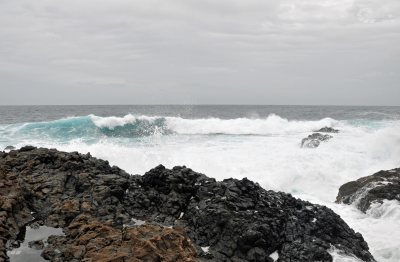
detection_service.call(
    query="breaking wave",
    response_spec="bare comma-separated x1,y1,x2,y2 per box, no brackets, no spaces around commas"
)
1,114,342,140
1,112,400,262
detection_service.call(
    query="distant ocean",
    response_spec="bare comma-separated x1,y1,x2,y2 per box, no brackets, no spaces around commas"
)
1,105,400,261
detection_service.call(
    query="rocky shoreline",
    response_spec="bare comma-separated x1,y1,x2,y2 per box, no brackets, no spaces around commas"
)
336,168,400,213
0,146,376,261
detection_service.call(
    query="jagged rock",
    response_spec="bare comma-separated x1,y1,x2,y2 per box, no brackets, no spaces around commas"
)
125,165,375,261
315,127,339,133
336,168,400,212
0,146,135,261
42,215,197,262
0,147,376,262
301,133,333,148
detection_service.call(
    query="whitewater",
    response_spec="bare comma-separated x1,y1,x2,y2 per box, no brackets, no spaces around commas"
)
1,108,400,262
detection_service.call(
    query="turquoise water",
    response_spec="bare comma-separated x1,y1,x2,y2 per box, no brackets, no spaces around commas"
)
1,105,400,262
0,105,399,146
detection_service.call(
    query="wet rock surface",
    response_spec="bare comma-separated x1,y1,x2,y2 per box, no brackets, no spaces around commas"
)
314,127,339,133
42,215,197,262
336,168,400,212
0,147,375,261
301,133,333,148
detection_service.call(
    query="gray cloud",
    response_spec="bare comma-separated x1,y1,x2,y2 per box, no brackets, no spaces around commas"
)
0,0,399,105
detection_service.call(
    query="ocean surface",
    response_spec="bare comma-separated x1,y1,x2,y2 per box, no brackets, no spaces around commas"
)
1,105,400,262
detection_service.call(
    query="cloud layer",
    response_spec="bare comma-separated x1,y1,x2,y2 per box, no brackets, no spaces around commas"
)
0,0,399,105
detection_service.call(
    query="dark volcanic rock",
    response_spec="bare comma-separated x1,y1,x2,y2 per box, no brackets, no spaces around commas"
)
336,168,400,212
0,147,376,262
301,133,333,148
125,165,375,262
315,127,339,133
0,146,132,229
0,147,172,261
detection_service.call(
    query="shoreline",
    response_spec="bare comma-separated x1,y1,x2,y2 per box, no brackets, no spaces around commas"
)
0,146,379,261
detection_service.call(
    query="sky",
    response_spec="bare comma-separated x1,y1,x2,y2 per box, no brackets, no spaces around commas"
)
0,0,399,105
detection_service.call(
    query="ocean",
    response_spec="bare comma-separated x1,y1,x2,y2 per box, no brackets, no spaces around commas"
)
1,105,400,262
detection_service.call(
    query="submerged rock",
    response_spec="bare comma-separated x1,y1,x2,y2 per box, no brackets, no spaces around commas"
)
0,147,376,262
301,133,333,148
336,168,400,212
315,127,339,133
28,240,44,250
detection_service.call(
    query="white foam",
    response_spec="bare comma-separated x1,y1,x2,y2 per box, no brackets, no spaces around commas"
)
89,113,338,135
90,114,159,129
131,218,146,226
367,200,400,220
5,116,400,262
201,246,210,253
269,251,279,261
328,246,365,262
165,114,338,135
308,200,400,262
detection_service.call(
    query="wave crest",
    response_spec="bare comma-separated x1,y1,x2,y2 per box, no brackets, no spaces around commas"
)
1,114,341,140
90,113,339,136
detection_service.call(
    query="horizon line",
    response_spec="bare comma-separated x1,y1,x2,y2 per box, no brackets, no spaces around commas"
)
0,104,399,107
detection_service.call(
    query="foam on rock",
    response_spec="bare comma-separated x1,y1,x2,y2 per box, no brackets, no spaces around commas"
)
336,168,400,212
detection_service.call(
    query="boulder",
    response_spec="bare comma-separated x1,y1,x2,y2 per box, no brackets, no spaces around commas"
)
301,133,333,148
336,168,400,212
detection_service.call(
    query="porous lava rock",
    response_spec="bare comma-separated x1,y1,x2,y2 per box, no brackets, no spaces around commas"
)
124,166,375,261
336,168,400,212
0,147,196,262
0,147,376,262
42,215,197,262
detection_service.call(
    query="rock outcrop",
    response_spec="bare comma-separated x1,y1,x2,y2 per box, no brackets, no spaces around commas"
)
0,146,197,262
125,165,375,262
0,147,376,261
42,215,197,262
336,168,400,212
301,133,333,148
314,127,339,133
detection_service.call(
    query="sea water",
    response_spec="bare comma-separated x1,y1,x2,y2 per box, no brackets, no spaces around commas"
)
1,105,399,262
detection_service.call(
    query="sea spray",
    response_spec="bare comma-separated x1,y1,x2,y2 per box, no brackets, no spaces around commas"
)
1,113,400,261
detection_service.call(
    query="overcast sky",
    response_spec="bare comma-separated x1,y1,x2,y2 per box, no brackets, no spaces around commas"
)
0,0,399,105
